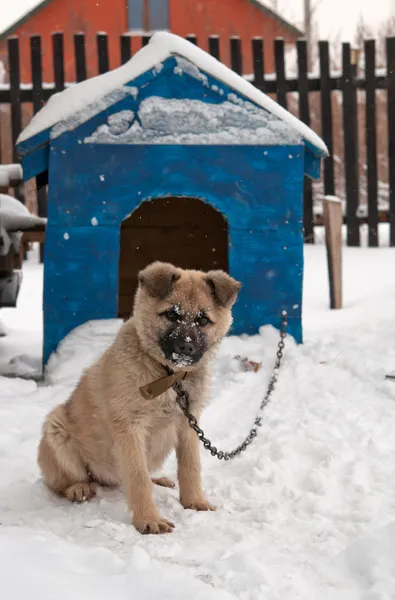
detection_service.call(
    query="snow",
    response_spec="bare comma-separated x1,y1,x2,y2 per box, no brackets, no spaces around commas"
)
0,193,46,255
0,163,23,186
51,87,138,139
0,0,43,37
1,234,395,598
17,32,328,155
84,97,301,146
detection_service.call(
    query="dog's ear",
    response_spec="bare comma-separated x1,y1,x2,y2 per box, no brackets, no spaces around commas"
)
138,262,181,299
205,270,241,307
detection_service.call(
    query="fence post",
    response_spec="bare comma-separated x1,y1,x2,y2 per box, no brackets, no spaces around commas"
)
208,36,220,60
7,36,24,204
230,37,242,75
274,38,287,109
342,42,360,246
74,33,87,82
252,38,265,91
319,41,335,198
141,34,150,47
186,35,197,45
120,34,132,64
97,33,109,74
30,35,47,262
323,196,343,309
365,39,379,247
386,37,395,247
297,39,314,243
52,33,65,93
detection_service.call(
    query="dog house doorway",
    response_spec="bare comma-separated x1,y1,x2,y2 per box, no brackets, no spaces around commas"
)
118,197,229,319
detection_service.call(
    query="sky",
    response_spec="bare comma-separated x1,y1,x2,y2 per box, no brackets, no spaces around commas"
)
1,0,395,40
275,0,395,41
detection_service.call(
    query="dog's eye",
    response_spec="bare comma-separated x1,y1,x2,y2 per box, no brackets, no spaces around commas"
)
196,313,211,327
164,309,180,323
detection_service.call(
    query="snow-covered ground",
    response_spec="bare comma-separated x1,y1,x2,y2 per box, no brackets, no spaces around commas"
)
1,235,395,599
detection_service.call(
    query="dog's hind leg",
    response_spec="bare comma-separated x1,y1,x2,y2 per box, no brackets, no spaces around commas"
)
38,405,97,502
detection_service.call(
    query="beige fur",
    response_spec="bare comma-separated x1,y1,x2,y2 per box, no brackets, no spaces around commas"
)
38,262,241,534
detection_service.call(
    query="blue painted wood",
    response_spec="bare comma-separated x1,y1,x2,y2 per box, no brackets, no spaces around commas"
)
19,52,328,364
229,228,303,340
18,55,326,183
304,150,322,179
20,144,49,181
47,143,305,229
17,127,51,158
41,137,305,363
44,226,120,314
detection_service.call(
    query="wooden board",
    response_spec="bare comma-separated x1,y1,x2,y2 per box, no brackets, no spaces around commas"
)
118,197,228,319
323,197,342,309
43,142,305,364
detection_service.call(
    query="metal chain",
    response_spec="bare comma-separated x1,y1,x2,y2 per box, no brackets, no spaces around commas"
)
173,311,288,460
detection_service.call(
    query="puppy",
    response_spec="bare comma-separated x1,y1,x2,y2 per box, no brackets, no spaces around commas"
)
38,262,241,534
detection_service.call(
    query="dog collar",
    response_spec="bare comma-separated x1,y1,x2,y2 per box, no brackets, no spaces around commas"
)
139,368,187,400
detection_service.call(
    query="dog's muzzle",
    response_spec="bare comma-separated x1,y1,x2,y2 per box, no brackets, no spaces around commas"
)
159,326,207,366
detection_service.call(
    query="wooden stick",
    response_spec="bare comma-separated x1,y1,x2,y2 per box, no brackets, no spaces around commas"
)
323,196,343,309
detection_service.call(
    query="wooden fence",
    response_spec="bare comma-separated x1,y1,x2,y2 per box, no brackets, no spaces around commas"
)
0,33,395,247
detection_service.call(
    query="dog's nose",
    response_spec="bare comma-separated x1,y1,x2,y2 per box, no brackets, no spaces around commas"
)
174,340,196,356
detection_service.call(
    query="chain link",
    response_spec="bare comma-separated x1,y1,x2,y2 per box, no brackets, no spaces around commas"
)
173,311,288,460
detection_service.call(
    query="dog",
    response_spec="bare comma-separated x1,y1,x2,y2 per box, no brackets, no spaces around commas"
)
38,261,241,534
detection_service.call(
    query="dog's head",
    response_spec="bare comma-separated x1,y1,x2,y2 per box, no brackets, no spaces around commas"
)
133,262,241,370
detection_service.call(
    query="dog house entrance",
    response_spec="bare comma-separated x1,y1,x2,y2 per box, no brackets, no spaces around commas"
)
118,197,229,320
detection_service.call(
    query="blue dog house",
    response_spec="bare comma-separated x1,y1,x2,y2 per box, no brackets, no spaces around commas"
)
17,32,328,364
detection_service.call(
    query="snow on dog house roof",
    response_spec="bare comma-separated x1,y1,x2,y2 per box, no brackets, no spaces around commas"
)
17,32,328,181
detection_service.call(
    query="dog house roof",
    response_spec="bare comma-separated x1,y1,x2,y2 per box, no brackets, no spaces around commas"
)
17,32,328,178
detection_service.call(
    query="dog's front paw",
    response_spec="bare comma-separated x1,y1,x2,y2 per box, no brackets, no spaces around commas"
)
133,513,175,535
181,495,216,512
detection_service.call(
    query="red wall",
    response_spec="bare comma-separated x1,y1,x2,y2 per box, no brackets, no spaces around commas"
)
1,0,129,83
170,0,298,75
0,0,298,83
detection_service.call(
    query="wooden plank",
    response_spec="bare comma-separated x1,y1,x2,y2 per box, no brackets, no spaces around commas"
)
365,39,379,247
274,38,287,109
52,32,65,93
22,230,46,244
387,36,395,246
208,35,220,60
342,42,360,246
323,197,343,309
74,33,87,82
7,36,24,204
319,41,335,196
7,37,22,164
30,35,47,262
252,38,265,91
120,34,131,64
30,35,44,113
297,39,314,244
185,35,197,45
142,35,151,47
230,37,242,75
314,209,390,227
1,72,392,106
97,33,109,74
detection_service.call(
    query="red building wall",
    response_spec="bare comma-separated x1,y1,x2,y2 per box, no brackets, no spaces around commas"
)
0,0,298,83
0,0,128,83
170,0,298,75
